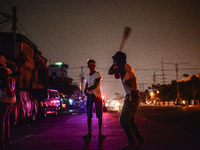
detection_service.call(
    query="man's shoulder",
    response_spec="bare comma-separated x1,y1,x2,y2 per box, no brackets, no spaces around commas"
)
95,71,102,77
95,71,101,74
125,64,135,72
125,64,132,69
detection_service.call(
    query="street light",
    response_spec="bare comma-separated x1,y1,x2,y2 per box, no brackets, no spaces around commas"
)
54,62,63,67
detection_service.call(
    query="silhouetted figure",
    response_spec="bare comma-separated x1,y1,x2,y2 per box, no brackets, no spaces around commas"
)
108,51,145,150
83,59,106,140
0,54,16,149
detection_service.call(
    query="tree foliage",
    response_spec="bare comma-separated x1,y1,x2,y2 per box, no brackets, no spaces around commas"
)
49,77,80,97
156,75,200,102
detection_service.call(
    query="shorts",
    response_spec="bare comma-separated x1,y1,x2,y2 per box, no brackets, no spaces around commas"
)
86,94,102,119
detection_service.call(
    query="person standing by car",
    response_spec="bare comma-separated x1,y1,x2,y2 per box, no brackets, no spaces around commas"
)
108,51,145,150
83,59,106,139
0,54,16,149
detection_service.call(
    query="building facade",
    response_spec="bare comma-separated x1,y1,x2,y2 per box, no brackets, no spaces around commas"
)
0,32,48,90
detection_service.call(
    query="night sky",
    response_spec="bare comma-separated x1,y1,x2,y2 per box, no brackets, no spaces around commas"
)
0,0,200,99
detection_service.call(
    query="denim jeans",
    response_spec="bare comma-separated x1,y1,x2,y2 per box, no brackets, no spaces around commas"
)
120,91,143,144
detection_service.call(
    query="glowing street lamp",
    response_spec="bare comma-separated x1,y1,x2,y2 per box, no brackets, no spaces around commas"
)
54,62,63,67
150,92,154,99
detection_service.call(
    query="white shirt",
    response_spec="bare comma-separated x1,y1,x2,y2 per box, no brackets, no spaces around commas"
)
85,71,102,98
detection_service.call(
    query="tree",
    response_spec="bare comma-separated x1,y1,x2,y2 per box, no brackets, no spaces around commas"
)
49,77,80,97
156,75,200,102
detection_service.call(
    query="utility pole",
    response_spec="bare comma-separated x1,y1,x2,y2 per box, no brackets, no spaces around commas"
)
162,60,165,85
138,83,145,92
80,66,84,93
142,83,145,92
164,61,188,98
12,7,19,89
175,62,179,80
12,7,17,57
153,72,156,91
153,72,162,87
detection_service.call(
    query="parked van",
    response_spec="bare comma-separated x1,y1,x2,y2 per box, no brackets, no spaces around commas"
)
29,89,60,117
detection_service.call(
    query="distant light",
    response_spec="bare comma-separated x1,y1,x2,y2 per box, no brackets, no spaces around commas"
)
115,102,120,107
69,99,73,105
54,62,63,67
112,100,120,107
182,100,185,105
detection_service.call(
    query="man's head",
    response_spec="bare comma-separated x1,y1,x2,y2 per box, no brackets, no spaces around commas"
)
112,51,127,64
0,54,6,66
87,59,96,71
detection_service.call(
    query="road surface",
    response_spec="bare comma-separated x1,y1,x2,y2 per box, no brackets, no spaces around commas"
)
8,106,200,150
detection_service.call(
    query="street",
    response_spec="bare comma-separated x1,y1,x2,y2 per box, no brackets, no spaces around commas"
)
8,106,200,150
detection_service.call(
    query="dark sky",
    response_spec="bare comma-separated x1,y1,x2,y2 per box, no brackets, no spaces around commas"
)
1,0,200,99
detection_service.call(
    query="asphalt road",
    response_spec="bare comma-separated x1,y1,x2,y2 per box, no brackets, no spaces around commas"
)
7,105,200,150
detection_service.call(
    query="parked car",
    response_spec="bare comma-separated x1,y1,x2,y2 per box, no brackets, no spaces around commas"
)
29,89,60,117
10,91,38,125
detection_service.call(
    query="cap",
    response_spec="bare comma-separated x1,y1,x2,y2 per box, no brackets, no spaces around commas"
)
112,51,126,63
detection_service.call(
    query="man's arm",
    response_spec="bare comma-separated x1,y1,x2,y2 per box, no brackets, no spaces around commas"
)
108,64,119,75
87,78,100,91
108,64,121,79
84,82,88,95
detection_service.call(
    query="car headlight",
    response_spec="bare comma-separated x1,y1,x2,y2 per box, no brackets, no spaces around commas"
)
115,102,120,107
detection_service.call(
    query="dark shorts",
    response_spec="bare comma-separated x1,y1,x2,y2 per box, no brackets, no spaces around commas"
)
86,94,102,119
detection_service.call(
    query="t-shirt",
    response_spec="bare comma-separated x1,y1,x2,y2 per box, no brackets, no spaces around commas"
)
0,66,16,103
85,71,102,98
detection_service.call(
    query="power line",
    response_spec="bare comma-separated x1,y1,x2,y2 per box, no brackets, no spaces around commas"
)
0,21,12,31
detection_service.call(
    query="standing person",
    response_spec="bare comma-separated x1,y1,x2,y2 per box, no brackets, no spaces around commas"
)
0,54,16,149
108,51,145,150
83,59,106,139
